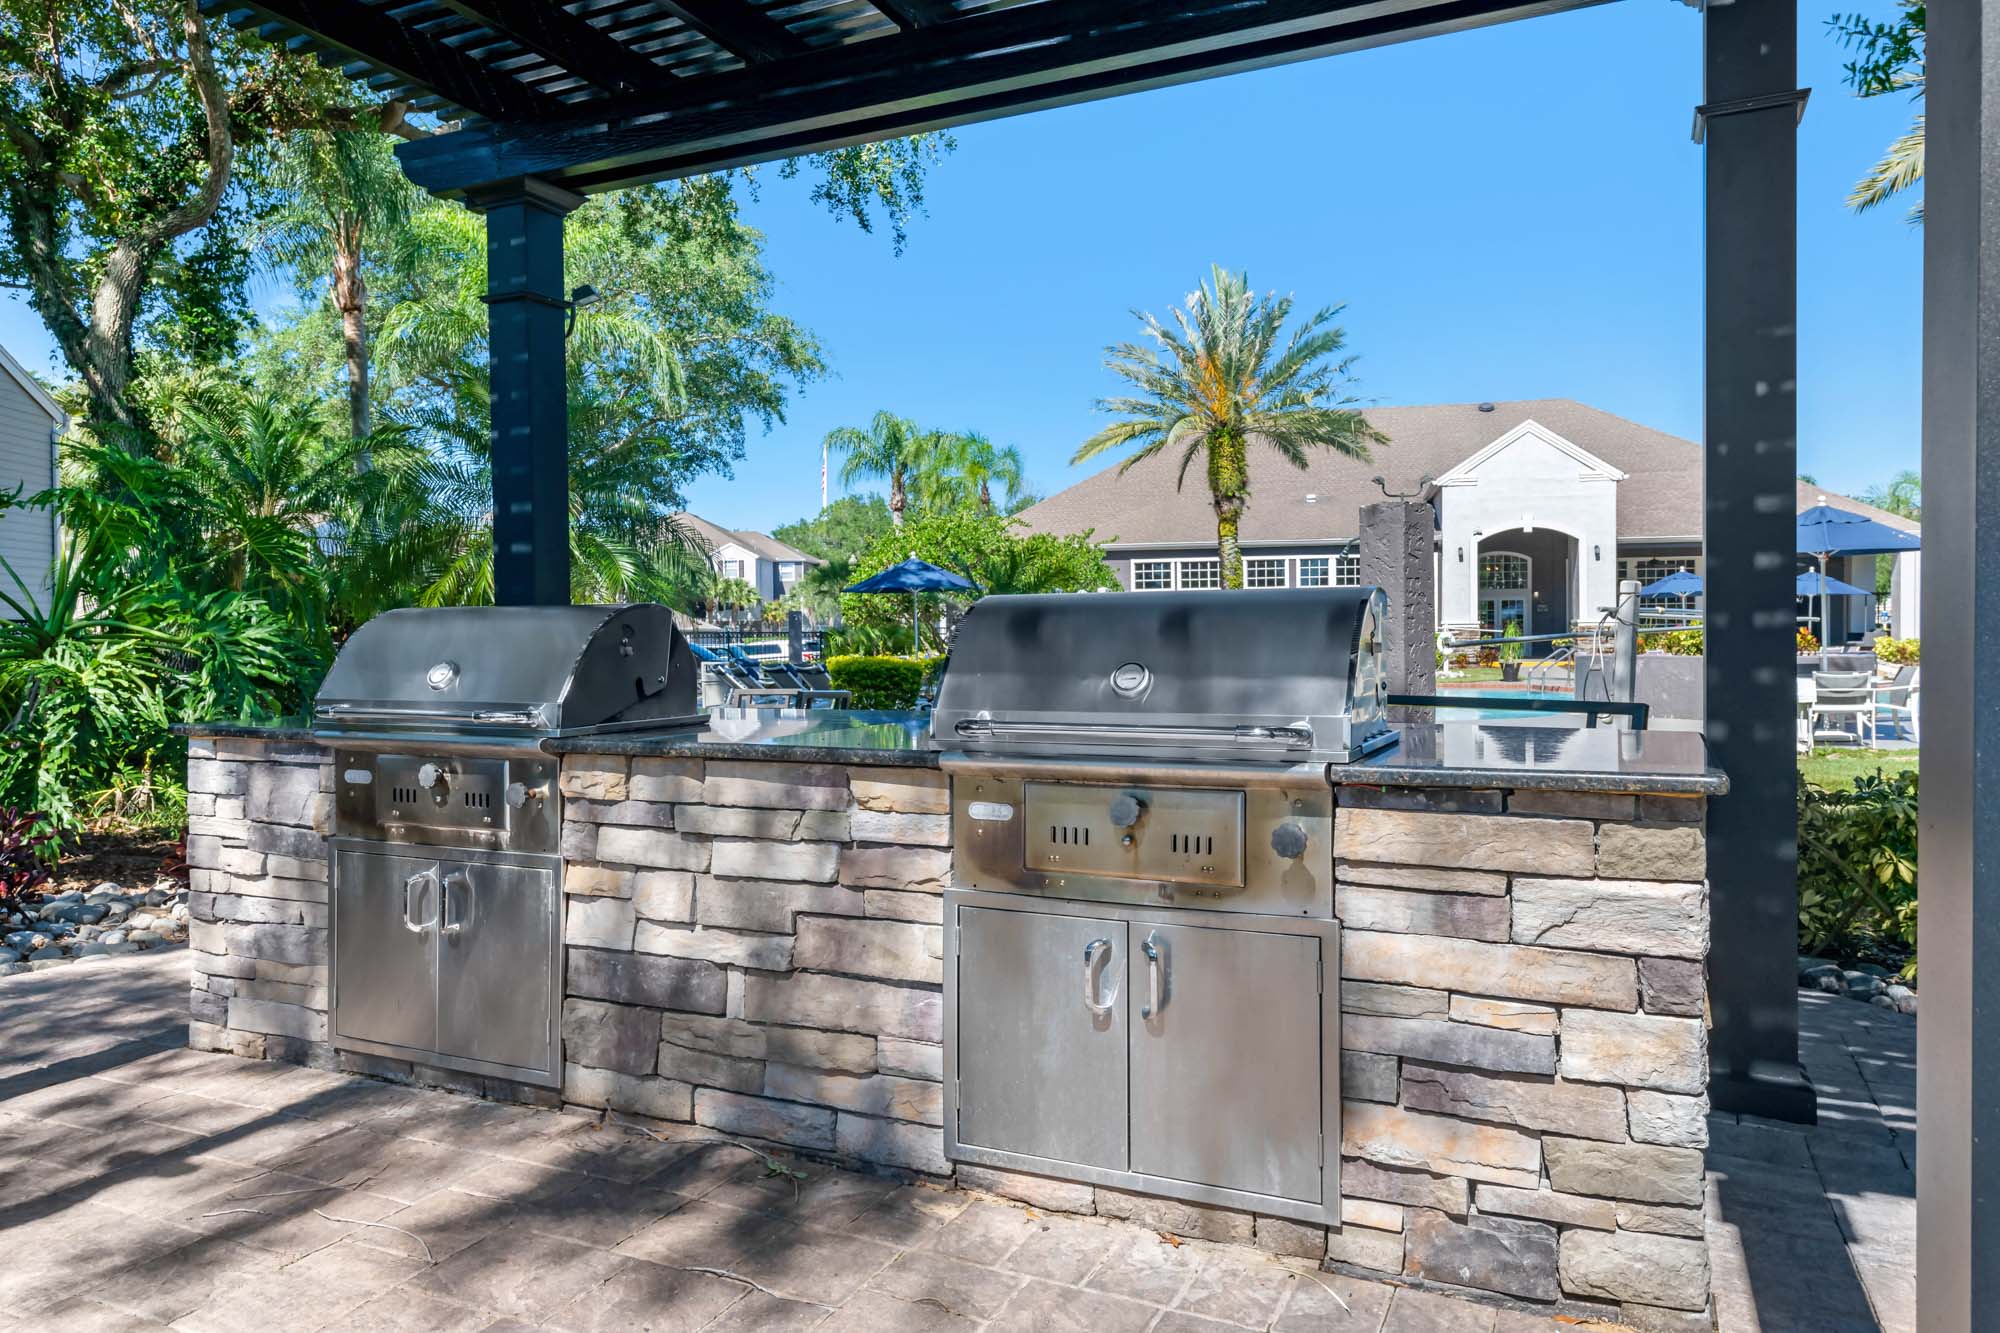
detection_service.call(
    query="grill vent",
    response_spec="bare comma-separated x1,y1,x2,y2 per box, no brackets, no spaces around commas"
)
1049,825,1090,846
392,785,419,804
463,791,491,809
1170,833,1215,855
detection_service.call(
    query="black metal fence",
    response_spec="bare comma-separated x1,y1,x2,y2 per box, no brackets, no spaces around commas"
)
685,624,824,659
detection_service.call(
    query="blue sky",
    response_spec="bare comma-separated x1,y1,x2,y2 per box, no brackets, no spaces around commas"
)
0,0,1922,534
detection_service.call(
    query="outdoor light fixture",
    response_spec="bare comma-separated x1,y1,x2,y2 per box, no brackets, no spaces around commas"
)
1456,546,1464,562
564,284,606,337
1593,544,1602,561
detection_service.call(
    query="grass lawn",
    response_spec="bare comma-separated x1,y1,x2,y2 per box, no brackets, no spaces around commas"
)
1799,747,1919,790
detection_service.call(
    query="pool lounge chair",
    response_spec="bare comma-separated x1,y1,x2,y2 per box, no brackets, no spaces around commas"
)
1809,671,1875,746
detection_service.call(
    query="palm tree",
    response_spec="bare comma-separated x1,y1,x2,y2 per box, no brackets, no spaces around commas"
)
256,131,424,438
1829,3,1925,222
827,411,941,527
1074,265,1383,588
918,432,1028,512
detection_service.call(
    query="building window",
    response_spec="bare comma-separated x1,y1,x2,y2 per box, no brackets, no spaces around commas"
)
1334,553,1361,586
1178,559,1222,589
1132,560,1173,590
1296,557,1330,588
1479,552,1529,591
717,558,744,580
1244,557,1288,588
1621,556,1701,612
778,562,799,585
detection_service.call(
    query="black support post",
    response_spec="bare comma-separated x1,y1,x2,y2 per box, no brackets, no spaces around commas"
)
469,177,584,606
1700,0,1815,1124
1916,3,1999,1325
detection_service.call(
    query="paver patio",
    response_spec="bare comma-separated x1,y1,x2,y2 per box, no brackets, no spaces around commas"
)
1,950,1914,1331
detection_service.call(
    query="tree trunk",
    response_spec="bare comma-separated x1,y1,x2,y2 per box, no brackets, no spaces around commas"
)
890,469,906,527
1208,431,1249,589
331,217,370,441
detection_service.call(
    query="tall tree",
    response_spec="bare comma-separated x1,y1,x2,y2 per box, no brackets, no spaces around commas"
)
1829,2,1926,220
257,130,423,437
1074,265,1383,588
827,411,943,528
915,431,1031,513
0,0,407,440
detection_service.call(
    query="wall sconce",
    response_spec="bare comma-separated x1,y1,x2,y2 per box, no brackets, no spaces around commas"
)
1592,544,1601,561
1456,546,1464,563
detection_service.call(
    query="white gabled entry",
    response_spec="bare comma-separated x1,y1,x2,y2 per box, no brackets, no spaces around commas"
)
1433,419,1625,637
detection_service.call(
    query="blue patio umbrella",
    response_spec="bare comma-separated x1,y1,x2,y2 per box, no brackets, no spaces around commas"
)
1794,570,1871,599
845,556,978,652
1797,503,1920,660
1638,569,1703,599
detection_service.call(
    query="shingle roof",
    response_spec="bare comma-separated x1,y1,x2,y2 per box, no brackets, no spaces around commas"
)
673,514,821,566
1014,399,1917,547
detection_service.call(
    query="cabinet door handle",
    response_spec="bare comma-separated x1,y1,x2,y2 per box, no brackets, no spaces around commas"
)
440,870,473,936
402,868,438,932
1081,937,1116,1018
1141,931,1164,1019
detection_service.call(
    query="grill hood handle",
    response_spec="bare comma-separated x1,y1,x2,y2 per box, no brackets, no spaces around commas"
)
314,703,551,728
953,719,1315,749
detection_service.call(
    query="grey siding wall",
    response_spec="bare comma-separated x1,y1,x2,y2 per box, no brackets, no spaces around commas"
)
0,375,54,610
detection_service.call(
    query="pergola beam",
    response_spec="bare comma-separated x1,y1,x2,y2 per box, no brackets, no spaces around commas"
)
868,0,956,31
657,0,809,62
397,0,1593,196
201,0,568,120
430,0,666,96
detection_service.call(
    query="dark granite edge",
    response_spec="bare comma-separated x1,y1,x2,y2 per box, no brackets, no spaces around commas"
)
1326,763,1728,797
542,733,941,767
174,722,321,742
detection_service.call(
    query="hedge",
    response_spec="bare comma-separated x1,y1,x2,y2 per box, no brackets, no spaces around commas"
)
826,655,939,709
1798,769,1918,978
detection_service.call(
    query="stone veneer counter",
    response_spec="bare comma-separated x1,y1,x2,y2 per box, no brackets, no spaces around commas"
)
179,713,1723,1330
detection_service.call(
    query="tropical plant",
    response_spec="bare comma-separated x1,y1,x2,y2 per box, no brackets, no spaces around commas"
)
1861,469,1923,595
254,128,425,437
836,508,1114,653
0,806,56,916
708,576,763,624
1798,626,1821,656
827,412,945,528
1798,769,1918,976
1075,265,1383,588
1829,2,1926,221
1644,628,1704,656
913,432,1032,513
0,468,309,829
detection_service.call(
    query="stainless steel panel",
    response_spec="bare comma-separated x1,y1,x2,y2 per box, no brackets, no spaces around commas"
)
1128,920,1322,1203
436,858,560,1079
334,750,558,853
331,847,439,1054
931,587,1393,763
952,770,1332,918
943,890,1340,1226
1023,782,1244,888
954,904,1129,1171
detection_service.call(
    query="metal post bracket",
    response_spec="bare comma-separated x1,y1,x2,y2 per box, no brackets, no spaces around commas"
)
1691,87,1811,144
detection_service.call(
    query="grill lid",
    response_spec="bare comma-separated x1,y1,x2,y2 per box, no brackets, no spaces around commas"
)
931,587,1393,763
314,604,698,737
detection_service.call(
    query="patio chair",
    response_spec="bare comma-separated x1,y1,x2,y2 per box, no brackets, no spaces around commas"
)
1796,677,1816,753
1809,671,1875,746
693,643,797,708
765,659,851,709
1874,666,1921,743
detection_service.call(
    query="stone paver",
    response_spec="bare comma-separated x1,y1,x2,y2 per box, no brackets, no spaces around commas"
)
1,950,1920,1331
1706,990,1917,1333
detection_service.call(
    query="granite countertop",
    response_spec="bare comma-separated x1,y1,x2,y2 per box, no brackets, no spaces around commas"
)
1329,721,1728,796
544,709,941,768
177,712,1725,794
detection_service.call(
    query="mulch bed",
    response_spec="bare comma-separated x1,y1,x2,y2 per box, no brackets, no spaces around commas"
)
44,829,183,899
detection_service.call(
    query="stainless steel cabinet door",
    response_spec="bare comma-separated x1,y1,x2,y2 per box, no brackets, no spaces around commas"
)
435,859,558,1076
332,848,439,1054
956,905,1129,1171
1128,921,1322,1202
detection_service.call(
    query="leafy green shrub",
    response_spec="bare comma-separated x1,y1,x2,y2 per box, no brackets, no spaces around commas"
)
1876,636,1920,665
826,655,937,708
1798,769,1918,977
1645,628,1703,656
1498,622,1523,664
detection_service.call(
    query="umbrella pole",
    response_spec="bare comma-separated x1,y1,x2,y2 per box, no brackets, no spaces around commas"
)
912,591,919,655
1819,555,1830,670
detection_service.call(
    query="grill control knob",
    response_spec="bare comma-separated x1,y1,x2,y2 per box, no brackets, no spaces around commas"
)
417,763,446,790
505,781,542,809
1108,794,1145,828
1270,821,1310,859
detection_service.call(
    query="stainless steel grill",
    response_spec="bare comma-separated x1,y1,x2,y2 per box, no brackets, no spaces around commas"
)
313,604,699,1089
934,588,1382,1226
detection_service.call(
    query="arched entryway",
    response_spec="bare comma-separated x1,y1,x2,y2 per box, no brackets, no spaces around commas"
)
1475,528,1578,654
